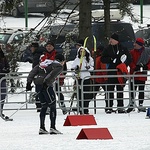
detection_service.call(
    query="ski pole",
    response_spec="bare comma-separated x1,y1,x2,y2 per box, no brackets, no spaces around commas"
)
8,90,39,118
8,101,29,118
93,35,97,114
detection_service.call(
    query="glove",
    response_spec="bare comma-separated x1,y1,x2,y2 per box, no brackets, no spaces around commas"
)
120,54,127,63
143,65,148,70
75,65,79,71
42,82,48,89
134,65,140,71
26,82,32,91
85,65,90,70
75,65,80,74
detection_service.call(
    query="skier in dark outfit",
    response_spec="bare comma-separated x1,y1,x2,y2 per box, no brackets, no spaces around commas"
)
26,56,63,135
101,33,132,114
0,47,10,119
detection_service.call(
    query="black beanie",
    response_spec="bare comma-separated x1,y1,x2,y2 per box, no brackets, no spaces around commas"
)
45,41,55,47
55,53,65,62
30,42,39,48
111,33,119,41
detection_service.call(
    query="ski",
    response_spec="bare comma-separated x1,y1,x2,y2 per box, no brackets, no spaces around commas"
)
0,114,13,121
78,37,89,78
92,35,97,114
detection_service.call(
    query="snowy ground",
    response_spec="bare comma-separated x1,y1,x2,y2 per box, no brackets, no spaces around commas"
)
1,109,150,150
1,62,150,150
1,4,150,150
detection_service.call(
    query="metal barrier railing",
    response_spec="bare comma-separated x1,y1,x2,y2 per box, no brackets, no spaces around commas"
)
0,69,150,115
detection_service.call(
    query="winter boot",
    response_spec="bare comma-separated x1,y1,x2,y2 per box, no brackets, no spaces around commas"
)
117,108,126,114
39,127,49,135
50,128,62,134
138,104,146,112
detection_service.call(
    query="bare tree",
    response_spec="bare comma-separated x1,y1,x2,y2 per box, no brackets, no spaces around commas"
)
79,0,92,49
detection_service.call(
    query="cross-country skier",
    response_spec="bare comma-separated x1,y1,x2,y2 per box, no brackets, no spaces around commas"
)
26,54,63,135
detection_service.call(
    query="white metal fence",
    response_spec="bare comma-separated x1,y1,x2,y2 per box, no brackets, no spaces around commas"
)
0,70,150,115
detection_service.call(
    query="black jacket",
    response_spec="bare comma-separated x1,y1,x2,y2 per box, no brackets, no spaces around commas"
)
101,43,131,75
27,62,63,86
32,47,45,68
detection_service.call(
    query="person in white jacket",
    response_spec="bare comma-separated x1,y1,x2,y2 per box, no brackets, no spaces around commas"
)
71,47,94,114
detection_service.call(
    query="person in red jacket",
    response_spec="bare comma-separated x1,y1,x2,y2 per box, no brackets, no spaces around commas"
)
41,42,67,114
42,41,56,61
127,38,150,113
92,45,108,112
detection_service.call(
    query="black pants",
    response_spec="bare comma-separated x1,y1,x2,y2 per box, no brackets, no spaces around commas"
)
35,85,42,109
92,81,108,106
78,78,92,114
0,80,7,113
130,80,145,105
39,86,56,129
106,77,124,108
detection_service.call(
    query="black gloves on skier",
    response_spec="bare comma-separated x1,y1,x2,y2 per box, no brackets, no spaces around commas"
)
26,82,32,91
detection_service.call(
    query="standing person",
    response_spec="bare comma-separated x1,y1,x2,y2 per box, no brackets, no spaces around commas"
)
92,45,108,112
55,54,68,115
71,46,94,114
0,47,10,119
30,42,45,112
127,38,150,113
101,33,131,114
30,42,45,68
41,42,67,114
26,58,63,134
41,41,56,61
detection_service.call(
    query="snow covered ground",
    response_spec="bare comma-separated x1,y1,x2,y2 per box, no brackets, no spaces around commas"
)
1,4,150,150
1,61,150,150
1,108,150,150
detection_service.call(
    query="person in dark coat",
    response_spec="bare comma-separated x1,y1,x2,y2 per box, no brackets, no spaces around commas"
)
101,33,132,114
30,42,45,111
30,42,45,68
26,58,63,134
0,47,10,118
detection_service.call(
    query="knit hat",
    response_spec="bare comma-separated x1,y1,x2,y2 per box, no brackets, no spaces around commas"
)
111,33,119,41
30,42,39,48
55,53,65,62
45,41,55,47
135,38,144,46
76,39,84,46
